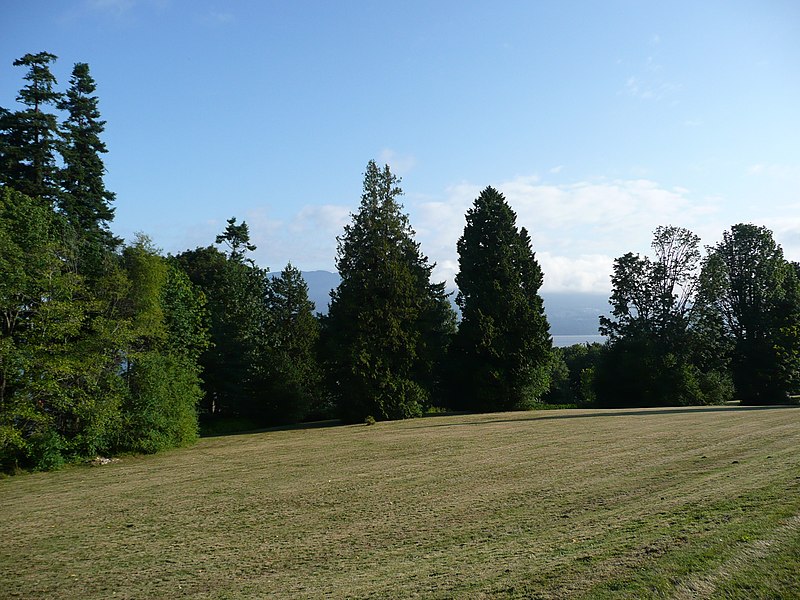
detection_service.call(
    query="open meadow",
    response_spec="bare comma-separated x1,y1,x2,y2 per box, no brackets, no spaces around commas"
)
1,405,799,599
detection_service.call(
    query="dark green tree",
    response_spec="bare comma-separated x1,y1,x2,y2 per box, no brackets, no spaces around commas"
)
451,186,552,411
596,226,732,407
252,263,323,423
0,52,62,203
57,62,117,251
700,224,800,403
216,216,257,263
545,343,605,407
176,218,269,418
322,160,455,422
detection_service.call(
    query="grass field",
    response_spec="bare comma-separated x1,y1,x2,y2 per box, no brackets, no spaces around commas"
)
2,405,799,599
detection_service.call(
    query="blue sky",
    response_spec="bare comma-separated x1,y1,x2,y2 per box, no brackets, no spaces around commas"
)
2,1,799,292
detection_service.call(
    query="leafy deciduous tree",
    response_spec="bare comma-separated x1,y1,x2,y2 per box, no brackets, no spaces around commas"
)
597,226,732,407
700,224,800,403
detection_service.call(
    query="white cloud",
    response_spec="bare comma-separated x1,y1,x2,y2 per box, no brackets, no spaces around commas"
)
549,165,564,174
248,203,350,272
409,177,721,293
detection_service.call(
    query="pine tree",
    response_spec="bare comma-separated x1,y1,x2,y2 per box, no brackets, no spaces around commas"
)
253,263,322,423
322,160,455,422
452,186,552,411
0,52,62,203
58,62,117,250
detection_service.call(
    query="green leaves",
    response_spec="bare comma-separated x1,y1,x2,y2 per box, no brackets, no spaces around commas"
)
701,224,800,403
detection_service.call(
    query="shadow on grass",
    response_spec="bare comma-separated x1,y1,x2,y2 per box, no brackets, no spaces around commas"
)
409,404,800,429
200,418,343,438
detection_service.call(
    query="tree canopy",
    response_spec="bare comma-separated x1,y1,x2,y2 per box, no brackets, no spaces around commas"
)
322,160,455,422
451,186,552,411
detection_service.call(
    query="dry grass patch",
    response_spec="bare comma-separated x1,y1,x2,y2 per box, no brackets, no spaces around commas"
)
1,405,799,598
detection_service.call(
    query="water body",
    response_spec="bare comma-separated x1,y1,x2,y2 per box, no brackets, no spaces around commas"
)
552,334,607,348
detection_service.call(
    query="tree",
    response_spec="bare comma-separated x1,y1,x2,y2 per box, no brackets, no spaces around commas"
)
57,62,117,252
450,186,552,411
700,224,800,403
118,236,209,453
215,216,257,263
545,343,605,407
253,263,323,423
175,218,270,418
322,160,455,422
0,52,62,203
0,188,126,471
596,226,732,407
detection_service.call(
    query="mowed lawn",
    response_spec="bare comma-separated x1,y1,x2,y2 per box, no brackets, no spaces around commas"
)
2,406,799,599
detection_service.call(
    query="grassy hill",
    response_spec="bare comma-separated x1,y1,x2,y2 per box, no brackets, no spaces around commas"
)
2,406,799,598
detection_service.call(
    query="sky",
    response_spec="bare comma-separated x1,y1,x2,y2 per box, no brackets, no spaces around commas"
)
2,0,799,293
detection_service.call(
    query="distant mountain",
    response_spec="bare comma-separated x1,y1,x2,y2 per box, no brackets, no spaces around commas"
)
280,270,610,335
300,270,341,313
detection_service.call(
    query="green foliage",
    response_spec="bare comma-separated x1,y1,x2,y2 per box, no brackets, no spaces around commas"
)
451,186,552,411
117,238,206,453
700,224,800,403
255,263,322,423
57,61,117,252
322,160,455,422
545,343,604,406
596,226,732,408
121,352,201,453
175,220,270,418
0,52,61,202
0,187,126,470
0,54,210,472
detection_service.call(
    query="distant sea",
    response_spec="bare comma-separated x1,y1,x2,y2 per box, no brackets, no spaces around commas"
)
552,335,607,348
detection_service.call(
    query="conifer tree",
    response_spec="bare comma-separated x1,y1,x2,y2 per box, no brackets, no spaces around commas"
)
58,62,117,250
322,160,455,422
0,52,62,203
254,263,322,423
452,186,552,411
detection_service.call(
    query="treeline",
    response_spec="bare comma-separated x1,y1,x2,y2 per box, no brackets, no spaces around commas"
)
548,225,800,408
1,53,798,473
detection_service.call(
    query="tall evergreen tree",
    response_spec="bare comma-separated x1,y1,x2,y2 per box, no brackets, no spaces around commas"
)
451,186,552,411
58,62,117,251
322,160,455,422
0,52,61,203
252,263,322,423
